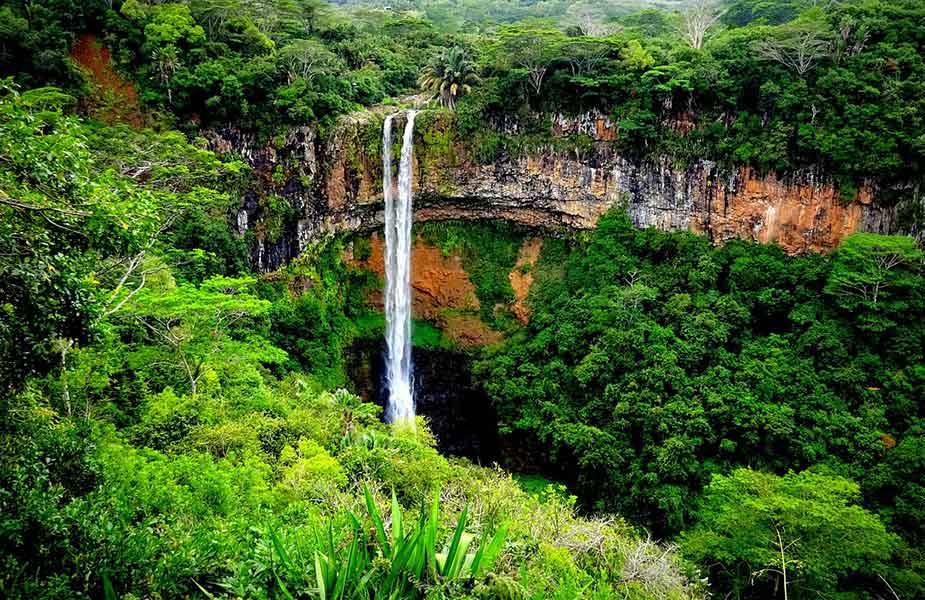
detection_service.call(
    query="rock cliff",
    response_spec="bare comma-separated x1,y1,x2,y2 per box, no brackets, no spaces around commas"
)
205,109,920,272
344,234,503,347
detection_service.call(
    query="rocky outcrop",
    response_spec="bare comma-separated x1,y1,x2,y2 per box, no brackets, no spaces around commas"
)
205,110,919,272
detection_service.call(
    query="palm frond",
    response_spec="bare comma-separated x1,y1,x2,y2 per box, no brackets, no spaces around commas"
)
417,45,478,110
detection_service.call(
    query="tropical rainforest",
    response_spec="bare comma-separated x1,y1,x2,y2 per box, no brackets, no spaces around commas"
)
1,0,924,599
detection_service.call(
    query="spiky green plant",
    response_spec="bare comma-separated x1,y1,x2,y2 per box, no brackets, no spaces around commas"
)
270,485,508,599
418,46,479,110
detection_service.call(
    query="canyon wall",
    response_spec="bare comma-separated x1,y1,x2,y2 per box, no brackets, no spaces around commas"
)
344,233,503,347
205,110,919,272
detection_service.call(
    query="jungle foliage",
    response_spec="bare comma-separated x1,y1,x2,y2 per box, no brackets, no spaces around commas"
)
2,1,925,599
478,211,925,598
4,0,923,188
0,84,700,600
454,0,925,189
0,0,451,133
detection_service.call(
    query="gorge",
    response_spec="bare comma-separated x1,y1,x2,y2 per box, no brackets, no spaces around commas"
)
209,107,925,463
6,2,925,599
210,110,921,274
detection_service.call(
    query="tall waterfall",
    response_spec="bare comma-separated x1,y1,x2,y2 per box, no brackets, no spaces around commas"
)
383,110,417,424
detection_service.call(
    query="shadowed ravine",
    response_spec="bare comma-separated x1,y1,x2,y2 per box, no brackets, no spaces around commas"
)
345,340,499,462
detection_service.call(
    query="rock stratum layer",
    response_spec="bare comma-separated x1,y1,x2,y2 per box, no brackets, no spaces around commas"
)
205,110,920,272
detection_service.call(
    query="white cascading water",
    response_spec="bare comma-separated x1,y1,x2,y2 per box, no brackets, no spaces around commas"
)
383,110,418,424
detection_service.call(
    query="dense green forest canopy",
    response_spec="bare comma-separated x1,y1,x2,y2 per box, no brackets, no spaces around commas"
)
478,212,925,595
329,0,690,32
1,0,924,599
3,0,923,188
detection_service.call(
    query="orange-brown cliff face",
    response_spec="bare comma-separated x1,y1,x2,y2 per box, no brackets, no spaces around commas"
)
206,109,911,272
70,34,145,128
348,233,479,320
509,238,542,324
694,167,878,253
345,234,503,347
345,234,545,344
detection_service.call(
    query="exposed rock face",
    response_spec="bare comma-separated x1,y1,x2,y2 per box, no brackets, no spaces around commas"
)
345,234,502,347
615,160,899,253
205,110,919,272
509,238,543,324
71,34,145,128
346,233,479,318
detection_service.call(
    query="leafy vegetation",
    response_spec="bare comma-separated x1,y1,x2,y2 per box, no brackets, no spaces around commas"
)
0,81,245,392
0,85,699,600
1,0,450,133
419,46,478,109
682,469,898,599
478,210,925,598
3,1,925,599
451,0,925,190
6,0,923,189
270,485,509,598
333,0,689,33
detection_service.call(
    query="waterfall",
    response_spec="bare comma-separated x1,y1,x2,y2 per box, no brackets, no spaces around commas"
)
383,110,417,424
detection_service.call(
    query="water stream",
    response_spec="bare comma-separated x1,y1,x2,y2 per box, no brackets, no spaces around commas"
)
383,111,417,424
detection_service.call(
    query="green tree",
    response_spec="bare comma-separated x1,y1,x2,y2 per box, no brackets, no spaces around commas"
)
280,38,342,83
621,39,655,71
419,45,478,109
683,469,897,599
0,84,157,390
825,233,923,332
122,276,285,394
490,26,565,96
754,18,833,76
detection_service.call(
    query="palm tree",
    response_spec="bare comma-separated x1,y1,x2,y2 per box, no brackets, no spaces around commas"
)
418,46,479,110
